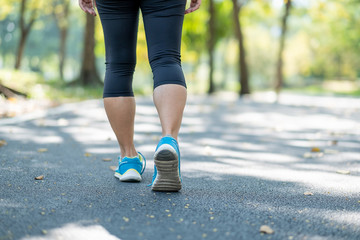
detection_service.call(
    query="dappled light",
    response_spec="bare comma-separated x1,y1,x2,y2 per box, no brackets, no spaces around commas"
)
1,94,359,239
1,0,360,239
21,223,121,240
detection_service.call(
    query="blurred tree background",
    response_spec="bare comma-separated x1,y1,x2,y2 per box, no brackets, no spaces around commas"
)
1,0,360,103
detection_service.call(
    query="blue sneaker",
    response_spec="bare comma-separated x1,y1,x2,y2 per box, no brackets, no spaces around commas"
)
150,136,181,191
114,152,146,182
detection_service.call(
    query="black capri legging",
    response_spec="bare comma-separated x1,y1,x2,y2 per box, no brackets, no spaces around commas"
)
96,0,187,98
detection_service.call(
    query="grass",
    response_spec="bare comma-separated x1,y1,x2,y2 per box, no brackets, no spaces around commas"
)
1,69,359,102
0,69,102,102
282,81,360,97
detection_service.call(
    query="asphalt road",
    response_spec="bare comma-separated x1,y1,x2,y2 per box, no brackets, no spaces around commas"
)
1,93,360,240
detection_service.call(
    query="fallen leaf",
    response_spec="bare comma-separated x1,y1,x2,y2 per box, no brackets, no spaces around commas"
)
123,217,129,222
35,175,44,180
260,225,274,234
336,170,350,175
41,230,47,235
304,192,314,196
311,147,321,152
329,140,338,146
0,140,7,147
109,166,117,171
102,158,112,162
84,153,92,157
37,148,48,153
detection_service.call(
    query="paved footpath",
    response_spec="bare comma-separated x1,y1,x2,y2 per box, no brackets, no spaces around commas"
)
0,93,360,240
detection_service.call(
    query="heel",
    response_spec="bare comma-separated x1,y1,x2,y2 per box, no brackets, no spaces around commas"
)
152,158,181,192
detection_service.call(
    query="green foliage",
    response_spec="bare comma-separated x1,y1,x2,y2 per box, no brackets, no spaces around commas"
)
0,0,359,100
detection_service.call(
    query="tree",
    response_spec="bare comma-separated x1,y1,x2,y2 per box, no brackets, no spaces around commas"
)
0,83,27,99
77,14,102,86
14,0,51,70
207,0,216,94
232,0,250,96
275,0,292,96
53,0,70,80
15,0,37,69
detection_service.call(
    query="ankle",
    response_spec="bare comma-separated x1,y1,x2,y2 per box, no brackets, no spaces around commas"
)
162,133,178,140
120,147,138,158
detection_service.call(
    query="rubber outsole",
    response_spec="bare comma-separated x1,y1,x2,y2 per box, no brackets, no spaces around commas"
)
152,149,181,192
114,169,142,182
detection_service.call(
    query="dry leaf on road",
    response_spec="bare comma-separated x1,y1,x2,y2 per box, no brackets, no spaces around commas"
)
35,175,44,180
0,140,7,147
311,147,321,152
304,191,314,196
37,148,48,153
102,158,112,162
109,166,117,171
260,225,274,234
84,153,92,157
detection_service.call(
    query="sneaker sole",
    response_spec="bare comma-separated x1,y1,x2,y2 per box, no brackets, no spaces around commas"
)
152,146,181,192
115,169,142,182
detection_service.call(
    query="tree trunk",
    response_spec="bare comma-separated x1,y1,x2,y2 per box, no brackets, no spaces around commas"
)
59,28,68,80
15,30,28,70
78,14,101,86
207,0,215,94
232,0,250,96
275,0,292,95
54,0,70,80
0,84,27,98
15,0,36,70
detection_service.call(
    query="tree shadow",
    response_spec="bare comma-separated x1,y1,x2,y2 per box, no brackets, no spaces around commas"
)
0,95,359,240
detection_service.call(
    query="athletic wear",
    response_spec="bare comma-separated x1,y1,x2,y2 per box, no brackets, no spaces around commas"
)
150,136,181,191
115,152,146,182
96,0,187,98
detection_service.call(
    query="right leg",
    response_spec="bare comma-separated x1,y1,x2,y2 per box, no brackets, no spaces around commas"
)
141,0,187,191
96,0,140,158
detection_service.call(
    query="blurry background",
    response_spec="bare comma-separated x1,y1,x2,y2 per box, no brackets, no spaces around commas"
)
0,0,360,112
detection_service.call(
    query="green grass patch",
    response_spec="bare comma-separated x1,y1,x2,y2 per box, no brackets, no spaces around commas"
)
283,84,360,97
0,69,102,102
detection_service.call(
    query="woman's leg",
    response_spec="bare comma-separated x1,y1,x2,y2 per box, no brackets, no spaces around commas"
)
96,0,140,157
141,0,187,191
141,0,187,140
153,85,186,140
104,97,137,157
